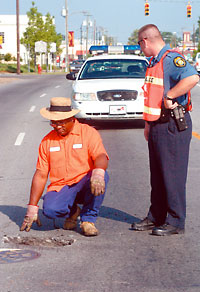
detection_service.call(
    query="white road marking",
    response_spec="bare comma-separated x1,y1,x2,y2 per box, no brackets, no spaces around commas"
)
55,85,60,88
15,132,25,146
40,93,46,97
29,105,36,112
197,84,200,87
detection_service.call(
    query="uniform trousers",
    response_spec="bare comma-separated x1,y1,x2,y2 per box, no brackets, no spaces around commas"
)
43,171,109,223
147,112,192,229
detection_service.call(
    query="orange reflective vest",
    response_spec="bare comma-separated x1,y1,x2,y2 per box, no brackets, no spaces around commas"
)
143,50,192,122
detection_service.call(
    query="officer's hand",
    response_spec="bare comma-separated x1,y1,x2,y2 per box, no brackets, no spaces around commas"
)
164,98,178,110
20,205,42,232
90,168,105,196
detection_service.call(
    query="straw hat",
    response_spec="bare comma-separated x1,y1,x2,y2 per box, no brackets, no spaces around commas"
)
40,97,80,121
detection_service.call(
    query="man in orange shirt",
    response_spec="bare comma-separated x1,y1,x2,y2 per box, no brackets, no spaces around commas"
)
20,97,109,236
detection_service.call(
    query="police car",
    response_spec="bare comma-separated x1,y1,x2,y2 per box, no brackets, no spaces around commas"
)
66,47,148,122
194,52,200,74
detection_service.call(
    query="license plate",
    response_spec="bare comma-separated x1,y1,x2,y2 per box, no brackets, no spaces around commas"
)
109,105,126,115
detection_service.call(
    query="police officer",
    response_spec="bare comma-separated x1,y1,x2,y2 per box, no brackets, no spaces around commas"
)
131,24,199,236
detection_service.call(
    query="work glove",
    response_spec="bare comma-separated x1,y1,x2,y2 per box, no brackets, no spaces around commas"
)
90,168,105,196
20,205,42,232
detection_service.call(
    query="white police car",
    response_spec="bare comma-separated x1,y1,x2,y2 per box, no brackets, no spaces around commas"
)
194,52,200,74
66,54,148,121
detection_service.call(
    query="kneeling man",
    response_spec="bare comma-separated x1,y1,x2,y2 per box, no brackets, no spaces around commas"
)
20,97,109,236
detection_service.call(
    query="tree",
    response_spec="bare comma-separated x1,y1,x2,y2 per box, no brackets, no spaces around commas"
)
127,29,181,48
127,29,139,45
104,34,115,46
42,12,62,55
21,2,62,65
4,53,12,62
21,2,44,60
196,17,200,51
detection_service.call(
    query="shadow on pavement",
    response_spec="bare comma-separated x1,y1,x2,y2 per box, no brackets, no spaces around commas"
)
79,119,145,130
99,206,138,224
0,205,139,231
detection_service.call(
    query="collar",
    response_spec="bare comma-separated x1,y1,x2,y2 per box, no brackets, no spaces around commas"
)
70,119,81,136
156,44,171,62
52,118,81,140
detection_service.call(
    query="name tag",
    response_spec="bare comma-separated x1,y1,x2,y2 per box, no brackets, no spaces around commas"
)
50,146,60,152
73,144,82,149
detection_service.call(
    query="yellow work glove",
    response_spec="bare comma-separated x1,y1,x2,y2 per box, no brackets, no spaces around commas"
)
90,168,105,196
20,205,42,232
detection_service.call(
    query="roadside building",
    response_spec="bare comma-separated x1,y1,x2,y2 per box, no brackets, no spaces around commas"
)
0,15,28,62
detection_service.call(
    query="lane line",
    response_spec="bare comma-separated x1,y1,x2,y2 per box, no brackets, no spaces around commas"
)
29,105,36,112
197,84,200,87
15,132,25,146
192,131,200,140
40,93,46,97
55,85,60,88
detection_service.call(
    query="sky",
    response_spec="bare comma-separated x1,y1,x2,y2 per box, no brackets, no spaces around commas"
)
2,0,200,43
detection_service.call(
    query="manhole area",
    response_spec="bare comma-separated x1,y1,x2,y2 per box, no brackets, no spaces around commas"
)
3,235,75,247
0,249,40,264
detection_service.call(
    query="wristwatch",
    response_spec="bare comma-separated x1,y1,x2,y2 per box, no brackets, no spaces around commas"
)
164,95,174,101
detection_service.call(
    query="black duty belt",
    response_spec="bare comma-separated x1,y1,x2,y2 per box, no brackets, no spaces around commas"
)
149,105,189,125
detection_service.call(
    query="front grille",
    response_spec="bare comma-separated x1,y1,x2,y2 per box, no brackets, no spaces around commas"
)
97,90,138,101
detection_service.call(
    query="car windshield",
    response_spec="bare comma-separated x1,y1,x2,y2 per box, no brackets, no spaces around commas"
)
71,60,84,65
78,59,148,80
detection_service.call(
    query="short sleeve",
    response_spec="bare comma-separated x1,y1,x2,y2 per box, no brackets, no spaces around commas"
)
164,52,198,82
36,138,50,174
86,126,109,161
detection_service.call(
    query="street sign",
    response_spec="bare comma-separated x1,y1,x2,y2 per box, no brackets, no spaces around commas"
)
35,41,47,53
50,43,56,53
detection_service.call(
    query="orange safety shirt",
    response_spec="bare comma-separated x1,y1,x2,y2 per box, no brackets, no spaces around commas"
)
36,119,109,192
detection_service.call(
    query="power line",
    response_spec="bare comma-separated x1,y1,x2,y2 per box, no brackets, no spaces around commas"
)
149,0,200,3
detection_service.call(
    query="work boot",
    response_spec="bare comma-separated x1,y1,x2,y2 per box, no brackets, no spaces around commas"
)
131,217,155,231
63,206,81,230
80,222,99,236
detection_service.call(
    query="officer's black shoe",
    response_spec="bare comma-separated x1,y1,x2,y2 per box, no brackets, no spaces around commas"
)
152,223,184,236
131,217,155,231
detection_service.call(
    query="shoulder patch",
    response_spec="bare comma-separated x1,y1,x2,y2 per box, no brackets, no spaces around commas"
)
173,56,186,67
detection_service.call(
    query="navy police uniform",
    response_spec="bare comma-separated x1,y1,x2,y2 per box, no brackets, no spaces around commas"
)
147,45,197,229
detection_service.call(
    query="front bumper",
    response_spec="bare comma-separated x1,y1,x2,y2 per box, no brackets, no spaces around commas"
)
72,100,143,121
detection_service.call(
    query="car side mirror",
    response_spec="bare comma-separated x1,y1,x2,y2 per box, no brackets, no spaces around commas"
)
66,73,76,80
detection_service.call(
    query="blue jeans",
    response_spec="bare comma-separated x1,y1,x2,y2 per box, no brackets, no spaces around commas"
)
43,171,109,223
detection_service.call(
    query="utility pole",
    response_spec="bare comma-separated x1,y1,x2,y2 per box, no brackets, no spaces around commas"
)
193,24,196,50
61,1,69,72
93,20,96,45
83,12,91,58
86,14,89,57
80,25,83,58
16,0,20,75
65,0,69,72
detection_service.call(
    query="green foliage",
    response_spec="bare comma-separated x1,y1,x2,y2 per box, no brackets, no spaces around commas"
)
0,63,34,73
20,2,44,58
20,2,63,61
4,53,12,62
192,16,200,50
127,29,181,47
104,35,115,46
127,29,139,45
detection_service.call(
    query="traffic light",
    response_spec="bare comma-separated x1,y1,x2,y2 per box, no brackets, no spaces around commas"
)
145,0,149,16
187,2,192,18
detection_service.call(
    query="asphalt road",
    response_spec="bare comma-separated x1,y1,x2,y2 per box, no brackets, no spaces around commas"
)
0,74,200,292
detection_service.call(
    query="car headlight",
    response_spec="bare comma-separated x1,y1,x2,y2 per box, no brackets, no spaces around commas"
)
73,93,97,101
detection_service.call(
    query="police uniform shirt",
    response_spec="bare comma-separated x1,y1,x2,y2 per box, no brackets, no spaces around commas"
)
154,44,198,106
